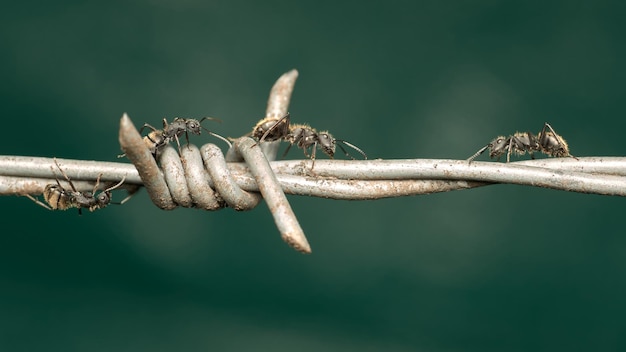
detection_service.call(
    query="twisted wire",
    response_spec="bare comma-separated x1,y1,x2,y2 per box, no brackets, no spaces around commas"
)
3,149,626,256
4,155,626,199
2,68,626,254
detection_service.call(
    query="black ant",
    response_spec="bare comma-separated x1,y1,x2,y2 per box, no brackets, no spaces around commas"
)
467,122,577,163
120,117,231,158
26,158,129,215
251,113,367,167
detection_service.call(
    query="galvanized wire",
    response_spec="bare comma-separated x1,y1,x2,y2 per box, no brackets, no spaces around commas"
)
2,68,626,254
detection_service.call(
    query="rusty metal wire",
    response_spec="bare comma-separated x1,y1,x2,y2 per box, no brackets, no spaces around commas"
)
2,69,626,254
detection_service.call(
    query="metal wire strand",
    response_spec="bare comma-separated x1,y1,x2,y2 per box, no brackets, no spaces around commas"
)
261,158,626,196
5,156,626,198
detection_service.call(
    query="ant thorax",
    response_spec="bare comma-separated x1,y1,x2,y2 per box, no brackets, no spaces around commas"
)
168,118,202,137
165,118,188,136
511,132,538,151
285,125,337,158
508,132,539,157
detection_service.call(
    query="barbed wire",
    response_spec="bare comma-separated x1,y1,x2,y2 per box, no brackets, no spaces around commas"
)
2,69,625,254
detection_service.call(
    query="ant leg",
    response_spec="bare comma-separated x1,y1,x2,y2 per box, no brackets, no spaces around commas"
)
91,173,103,195
310,142,317,170
543,123,562,146
337,144,353,160
53,158,79,193
25,195,53,210
173,135,183,154
139,123,159,135
506,139,513,163
281,143,293,158
184,131,193,150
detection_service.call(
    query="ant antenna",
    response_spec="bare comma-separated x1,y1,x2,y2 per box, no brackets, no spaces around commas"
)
336,140,368,160
199,116,223,124
466,145,490,163
118,185,141,205
103,176,126,193
198,118,232,148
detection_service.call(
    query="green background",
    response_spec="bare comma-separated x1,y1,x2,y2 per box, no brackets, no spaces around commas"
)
2,1,625,351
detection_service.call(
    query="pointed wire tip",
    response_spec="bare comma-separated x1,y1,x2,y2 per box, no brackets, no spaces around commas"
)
118,113,176,209
283,234,312,254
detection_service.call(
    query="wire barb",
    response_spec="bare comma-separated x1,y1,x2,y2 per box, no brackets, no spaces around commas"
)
233,137,311,253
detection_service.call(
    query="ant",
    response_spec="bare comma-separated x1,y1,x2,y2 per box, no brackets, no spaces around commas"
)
467,122,577,163
120,117,231,158
26,158,129,215
251,113,367,167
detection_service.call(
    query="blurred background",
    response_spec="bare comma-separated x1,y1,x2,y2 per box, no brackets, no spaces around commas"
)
1,1,625,351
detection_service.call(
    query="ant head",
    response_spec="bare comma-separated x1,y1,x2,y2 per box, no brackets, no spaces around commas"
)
96,191,112,207
96,177,127,207
182,119,202,135
488,136,509,159
317,131,336,158
187,117,222,135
